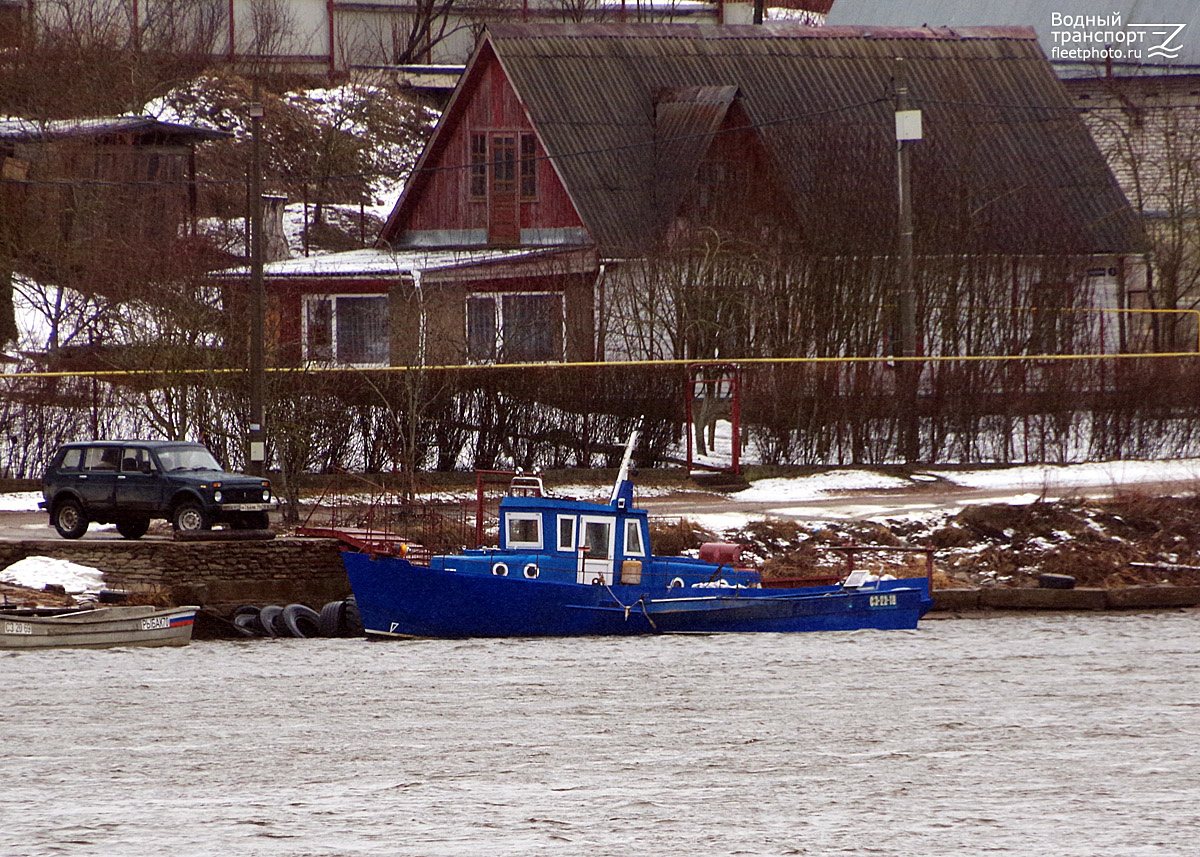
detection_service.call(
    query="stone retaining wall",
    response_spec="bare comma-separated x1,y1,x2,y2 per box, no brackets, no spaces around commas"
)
933,586,1200,612
0,538,350,614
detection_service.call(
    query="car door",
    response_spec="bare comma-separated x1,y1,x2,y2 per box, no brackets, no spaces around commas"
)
113,447,161,514
76,445,122,514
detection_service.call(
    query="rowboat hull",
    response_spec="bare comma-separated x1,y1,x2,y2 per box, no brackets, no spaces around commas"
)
0,605,198,650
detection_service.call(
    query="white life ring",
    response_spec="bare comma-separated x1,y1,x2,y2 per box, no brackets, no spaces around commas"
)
492,562,509,576
669,577,685,589
523,563,539,579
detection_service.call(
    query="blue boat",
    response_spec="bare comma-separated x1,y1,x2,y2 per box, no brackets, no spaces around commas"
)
343,434,934,638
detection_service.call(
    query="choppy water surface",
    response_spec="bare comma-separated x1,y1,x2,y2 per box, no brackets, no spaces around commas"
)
3,612,1199,856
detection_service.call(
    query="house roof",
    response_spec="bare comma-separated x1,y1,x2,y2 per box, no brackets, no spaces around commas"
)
219,246,596,280
0,115,229,145
825,1,1200,76
452,22,1142,256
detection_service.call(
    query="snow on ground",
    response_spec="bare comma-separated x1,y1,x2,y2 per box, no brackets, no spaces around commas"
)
926,459,1200,491
0,492,42,512
735,470,912,502
0,556,104,594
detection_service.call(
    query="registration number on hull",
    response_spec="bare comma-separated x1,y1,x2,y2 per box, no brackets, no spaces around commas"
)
869,594,898,608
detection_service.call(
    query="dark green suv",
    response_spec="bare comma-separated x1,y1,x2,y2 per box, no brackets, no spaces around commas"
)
40,440,273,539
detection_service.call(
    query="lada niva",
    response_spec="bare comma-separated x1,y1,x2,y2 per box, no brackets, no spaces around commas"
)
40,440,272,539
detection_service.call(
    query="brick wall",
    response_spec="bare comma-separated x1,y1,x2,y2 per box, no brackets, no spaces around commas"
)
0,538,351,615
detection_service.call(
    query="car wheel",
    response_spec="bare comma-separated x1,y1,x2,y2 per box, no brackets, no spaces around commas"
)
172,502,210,533
53,499,89,539
116,517,150,539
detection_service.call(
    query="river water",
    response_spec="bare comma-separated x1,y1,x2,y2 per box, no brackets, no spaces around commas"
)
2,612,1198,857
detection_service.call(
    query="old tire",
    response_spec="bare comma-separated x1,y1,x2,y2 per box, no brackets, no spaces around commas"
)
258,605,285,637
53,499,89,540
343,596,364,637
116,517,150,540
172,501,210,533
232,613,261,637
282,604,321,638
318,600,346,637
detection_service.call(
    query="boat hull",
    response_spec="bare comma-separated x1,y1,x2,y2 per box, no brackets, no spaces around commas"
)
344,552,931,639
0,606,198,650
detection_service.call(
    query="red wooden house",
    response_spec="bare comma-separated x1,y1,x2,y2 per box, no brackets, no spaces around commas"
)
263,22,1145,368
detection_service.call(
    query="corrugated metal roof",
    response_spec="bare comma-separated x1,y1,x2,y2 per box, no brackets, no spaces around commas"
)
826,1,1200,73
482,23,1143,256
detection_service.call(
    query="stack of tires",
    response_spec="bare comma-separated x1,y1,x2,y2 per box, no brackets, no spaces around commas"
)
230,597,363,638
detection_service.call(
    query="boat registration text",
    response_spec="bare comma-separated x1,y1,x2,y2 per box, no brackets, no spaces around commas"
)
3,621,33,635
869,594,899,608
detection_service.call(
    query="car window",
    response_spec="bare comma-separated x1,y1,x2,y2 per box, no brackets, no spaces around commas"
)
58,448,83,471
83,446,123,472
155,446,222,472
121,448,152,473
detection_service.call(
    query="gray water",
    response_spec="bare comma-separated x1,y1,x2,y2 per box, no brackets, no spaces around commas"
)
2,612,1199,857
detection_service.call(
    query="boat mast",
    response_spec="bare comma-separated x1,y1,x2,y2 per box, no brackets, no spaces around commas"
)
609,429,639,506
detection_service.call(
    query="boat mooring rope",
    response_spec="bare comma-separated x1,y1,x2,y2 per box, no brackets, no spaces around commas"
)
604,583,657,630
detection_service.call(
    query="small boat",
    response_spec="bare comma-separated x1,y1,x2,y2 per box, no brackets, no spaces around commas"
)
343,433,934,639
0,605,198,650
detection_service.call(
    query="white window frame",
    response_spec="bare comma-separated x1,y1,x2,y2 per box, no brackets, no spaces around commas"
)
302,293,388,367
624,519,645,557
465,290,565,364
557,514,577,552
505,512,543,550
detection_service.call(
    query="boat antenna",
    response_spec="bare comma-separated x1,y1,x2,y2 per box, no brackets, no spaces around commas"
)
609,427,640,506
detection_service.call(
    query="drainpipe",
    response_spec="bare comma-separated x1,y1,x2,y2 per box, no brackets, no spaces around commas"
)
328,0,336,74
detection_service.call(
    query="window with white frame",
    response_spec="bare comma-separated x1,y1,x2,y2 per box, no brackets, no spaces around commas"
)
557,515,576,552
466,292,564,363
624,519,644,557
304,295,388,365
506,512,543,549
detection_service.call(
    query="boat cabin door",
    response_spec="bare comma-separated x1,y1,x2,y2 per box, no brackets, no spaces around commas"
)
577,515,615,585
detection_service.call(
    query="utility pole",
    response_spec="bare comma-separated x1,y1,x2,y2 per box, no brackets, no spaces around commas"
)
248,93,266,476
894,58,922,463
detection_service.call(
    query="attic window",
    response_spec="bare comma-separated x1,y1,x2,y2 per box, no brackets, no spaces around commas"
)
520,133,537,199
470,134,487,198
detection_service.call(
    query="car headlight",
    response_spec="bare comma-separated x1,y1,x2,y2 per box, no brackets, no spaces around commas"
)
213,490,223,503
262,489,270,502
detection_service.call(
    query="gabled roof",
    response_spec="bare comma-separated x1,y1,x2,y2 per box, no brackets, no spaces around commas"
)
388,23,1145,256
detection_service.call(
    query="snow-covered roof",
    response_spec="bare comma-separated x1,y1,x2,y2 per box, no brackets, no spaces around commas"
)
0,115,229,143
220,246,584,279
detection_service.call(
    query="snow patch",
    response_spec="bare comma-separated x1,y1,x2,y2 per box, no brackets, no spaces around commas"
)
1,556,105,594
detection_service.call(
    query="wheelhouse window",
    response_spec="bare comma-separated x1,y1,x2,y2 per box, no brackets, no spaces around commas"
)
624,520,644,557
304,295,388,366
465,292,564,363
558,515,577,552
583,520,612,560
506,513,542,549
